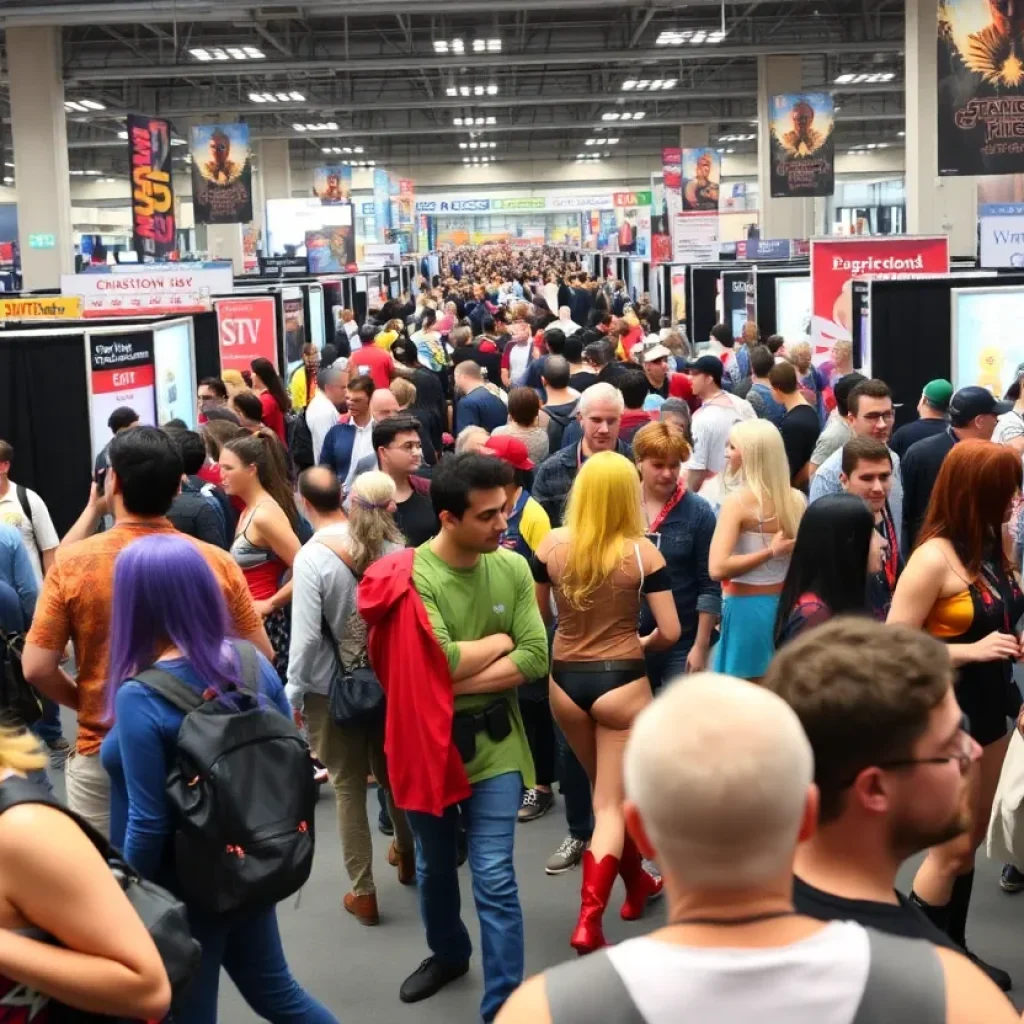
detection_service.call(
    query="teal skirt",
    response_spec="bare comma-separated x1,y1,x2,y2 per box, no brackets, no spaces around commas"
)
713,593,780,679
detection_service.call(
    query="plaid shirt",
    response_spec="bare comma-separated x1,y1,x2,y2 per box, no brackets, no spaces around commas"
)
532,440,633,528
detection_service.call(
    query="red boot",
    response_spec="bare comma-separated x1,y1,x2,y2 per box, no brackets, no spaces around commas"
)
570,851,619,956
618,835,663,921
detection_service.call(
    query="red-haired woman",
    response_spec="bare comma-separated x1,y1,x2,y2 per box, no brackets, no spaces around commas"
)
888,440,1023,989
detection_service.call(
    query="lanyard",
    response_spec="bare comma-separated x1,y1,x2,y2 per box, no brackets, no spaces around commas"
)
879,501,899,591
648,480,686,533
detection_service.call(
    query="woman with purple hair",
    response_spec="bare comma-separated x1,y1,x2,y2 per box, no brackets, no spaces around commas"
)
100,534,337,1024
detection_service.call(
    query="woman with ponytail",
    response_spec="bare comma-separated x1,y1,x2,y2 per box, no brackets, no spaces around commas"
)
220,431,303,680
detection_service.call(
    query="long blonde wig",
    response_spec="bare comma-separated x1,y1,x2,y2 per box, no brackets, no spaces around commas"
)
347,471,405,574
728,419,804,539
561,451,645,609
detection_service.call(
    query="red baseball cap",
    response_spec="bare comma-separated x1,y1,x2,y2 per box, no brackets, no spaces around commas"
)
484,434,535,471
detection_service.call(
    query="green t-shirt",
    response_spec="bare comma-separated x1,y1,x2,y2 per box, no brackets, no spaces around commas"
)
413,543,549,787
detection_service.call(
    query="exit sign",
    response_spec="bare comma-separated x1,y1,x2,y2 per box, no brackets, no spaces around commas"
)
28,233,56,249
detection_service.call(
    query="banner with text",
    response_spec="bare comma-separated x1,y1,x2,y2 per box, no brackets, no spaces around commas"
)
313,165,352,205
980,203,1024,267
61,265,230,317
190,124,253,224
769,93,834,197
672,211,720,263
682,148,721,212
127,114,175,260
87,333,156,461
810,236,950,355
216,296,279,373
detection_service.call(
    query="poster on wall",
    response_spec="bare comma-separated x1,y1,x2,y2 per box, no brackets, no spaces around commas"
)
313,165,352,205
215,296,278,373
953,287,1024,391
769,93,835,198
938,0,1024,175
86,332,157,461
153,320,197,429
190,124,253,224
810,236,950,356
127,114,175,260
373,168,392,242
682,148,721,212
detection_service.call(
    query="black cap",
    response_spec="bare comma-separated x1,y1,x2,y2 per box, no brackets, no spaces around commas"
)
948,385,1012,426
686,354,724,385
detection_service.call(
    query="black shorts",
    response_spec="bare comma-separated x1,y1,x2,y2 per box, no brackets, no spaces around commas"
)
551,659,648,714
955,669,1019,748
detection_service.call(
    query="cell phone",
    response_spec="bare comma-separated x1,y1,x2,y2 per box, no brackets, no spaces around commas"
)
95,467,107,496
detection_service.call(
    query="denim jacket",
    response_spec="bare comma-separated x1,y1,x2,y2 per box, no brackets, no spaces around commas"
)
638,490,721,643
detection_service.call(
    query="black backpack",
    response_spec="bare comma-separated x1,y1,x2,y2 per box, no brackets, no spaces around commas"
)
0,626,41,727
135,641,318,916
287,409,315,472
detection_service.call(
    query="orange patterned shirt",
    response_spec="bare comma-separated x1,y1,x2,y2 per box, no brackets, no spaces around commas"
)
27,518,262,756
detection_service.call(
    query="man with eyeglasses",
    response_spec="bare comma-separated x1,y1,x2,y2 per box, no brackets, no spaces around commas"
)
763,617,980,952
372,414,437,548
809,378,903,543
197,376,228,424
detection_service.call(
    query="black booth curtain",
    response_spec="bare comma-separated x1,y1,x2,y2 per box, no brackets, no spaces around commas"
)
0,333,92,537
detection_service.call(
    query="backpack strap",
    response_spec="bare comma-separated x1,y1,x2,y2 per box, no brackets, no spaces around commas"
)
851,928,946,1024
231,639,261,690
134,641,262,712
15,485,36,546
543,950,646,1024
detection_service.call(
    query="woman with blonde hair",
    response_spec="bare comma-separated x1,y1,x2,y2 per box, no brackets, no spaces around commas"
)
788,340,827,425
0,729,171,1021
709,419,805,679
221,368,247,398
533,451,681,954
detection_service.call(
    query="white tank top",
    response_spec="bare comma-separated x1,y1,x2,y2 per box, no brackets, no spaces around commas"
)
605,921,869,1024
730,529,791,585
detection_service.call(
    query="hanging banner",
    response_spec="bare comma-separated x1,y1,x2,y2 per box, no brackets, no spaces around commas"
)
397,179,415,231
682,148,721,212
0,296,81,321
651,178,671,266
373,168,392,242
938,0,1024,175
190,124,253,224
216,296,279,374
86,332,157,461
127,114,175,260
313,165,352,205
810,236,950,356
672,211,720,262
769,93,835,198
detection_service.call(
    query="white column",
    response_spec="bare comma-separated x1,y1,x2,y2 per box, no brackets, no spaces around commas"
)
7,27,73,290
905,0,975,256
757,56,816,241
255,140,292,248
203,223,245,275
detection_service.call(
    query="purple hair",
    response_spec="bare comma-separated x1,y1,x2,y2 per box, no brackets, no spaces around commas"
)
107,535,242,712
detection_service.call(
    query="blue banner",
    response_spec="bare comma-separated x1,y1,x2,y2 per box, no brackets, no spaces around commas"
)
373,168,392,243
735,239,792,260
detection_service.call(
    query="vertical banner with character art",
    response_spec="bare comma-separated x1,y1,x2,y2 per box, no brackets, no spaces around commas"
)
313,165,351,205
128,114,175,260
939,0,1024,174
682,148,721,211
190,124,253,224
769,93,835,197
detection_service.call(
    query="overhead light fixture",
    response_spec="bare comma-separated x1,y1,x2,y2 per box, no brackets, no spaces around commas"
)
897,130,906,137
64,101,89,113
117,130,128,139
718,133,756,142
3,162,13,168
190,46,264,61
249,90,306,103
585,137,620,146
623,77,676,91
78,99,106,111
2,177,12,185
434,38,466,54
834,71,896,84
292,121,338,132
170,138,186,146
471,38,502,52
656,28,726,45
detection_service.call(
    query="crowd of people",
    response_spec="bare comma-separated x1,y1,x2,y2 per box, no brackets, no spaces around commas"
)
0,242,1023,1022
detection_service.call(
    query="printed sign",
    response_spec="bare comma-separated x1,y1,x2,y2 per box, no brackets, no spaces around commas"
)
190,124,253,224
0,296,81,320
769,93,835,198
682,148,721,212
128,113,175,259
86,332,157,460
672,211,720,262
979,204,1024,266
215,296,278,373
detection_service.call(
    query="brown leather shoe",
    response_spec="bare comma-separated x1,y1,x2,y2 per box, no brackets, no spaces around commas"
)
343,891,380,925
389,842,417,886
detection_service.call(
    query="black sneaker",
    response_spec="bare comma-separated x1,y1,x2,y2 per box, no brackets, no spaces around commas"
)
1000,863,1024,893
518,788,555,823
966,950,1012,992
399,956,469,1003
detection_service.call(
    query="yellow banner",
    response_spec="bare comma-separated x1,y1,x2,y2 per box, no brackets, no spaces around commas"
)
0,296,82,320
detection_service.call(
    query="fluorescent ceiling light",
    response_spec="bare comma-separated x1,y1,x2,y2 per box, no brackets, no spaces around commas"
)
64,101,88,112
3,178,12,185
79,99,106,111
292,122,338,132
434,38,465,53
486,84,499,95
834,71,896,84
190,46,264,61
117,130,128,139
656,28,726,45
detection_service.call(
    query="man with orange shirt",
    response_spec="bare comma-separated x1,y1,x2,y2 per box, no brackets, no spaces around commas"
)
23,427,271,835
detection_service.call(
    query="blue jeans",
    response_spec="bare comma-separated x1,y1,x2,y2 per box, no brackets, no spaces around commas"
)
406,771,523,1023
32,697,64,744
555,724,593,842
179,905,337,1024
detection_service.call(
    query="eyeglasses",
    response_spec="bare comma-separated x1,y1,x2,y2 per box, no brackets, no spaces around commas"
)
388,441,423,453
861,411,895,423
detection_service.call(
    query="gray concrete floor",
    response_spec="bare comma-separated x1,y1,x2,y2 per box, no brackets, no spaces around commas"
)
46,726,1024,1022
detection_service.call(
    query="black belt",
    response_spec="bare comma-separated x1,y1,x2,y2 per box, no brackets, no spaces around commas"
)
552,659,647,674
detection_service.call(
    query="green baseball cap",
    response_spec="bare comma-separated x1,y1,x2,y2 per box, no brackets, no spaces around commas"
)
922,379,953,409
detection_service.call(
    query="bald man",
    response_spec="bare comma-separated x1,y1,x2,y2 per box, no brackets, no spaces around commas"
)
498,664,1018,1024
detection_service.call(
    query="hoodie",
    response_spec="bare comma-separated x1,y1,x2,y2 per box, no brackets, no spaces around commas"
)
358,548,471,815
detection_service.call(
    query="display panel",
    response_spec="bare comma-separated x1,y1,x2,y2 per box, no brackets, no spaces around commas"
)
282,286,307,376
308,284,326,350
153,319,197,429
952,286,1024,394
774,276,812,346
85,330,157,462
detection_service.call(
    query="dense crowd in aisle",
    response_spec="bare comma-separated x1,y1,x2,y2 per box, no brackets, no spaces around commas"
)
0,242,1024,1023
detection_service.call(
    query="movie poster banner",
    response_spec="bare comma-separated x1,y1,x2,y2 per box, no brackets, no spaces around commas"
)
769,93,835,197
938,0,1024,174
810,236,950,356
397,179,415,230
682,148,721,212
190,124,253,224
127,114,175,260
313,165,351,205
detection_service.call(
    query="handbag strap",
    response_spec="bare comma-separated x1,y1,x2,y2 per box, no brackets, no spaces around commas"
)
314,537,362,673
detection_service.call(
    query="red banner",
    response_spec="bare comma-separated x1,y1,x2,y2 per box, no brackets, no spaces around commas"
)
216,296,278,373
810,236,950,356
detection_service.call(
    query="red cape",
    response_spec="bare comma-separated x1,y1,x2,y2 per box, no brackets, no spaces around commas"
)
358,549,471,816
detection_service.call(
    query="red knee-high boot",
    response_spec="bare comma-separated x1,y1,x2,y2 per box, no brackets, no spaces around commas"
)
570,851,619,956
618,834,663,921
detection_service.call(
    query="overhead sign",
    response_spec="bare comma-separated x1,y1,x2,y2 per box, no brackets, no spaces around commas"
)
127,113,175,260
769,93,835,198
0,296,81,320
672,211,720,263
613,190,652,207
61,266,230,318
215,296,279,373
979,204,1024,267
28,233,56,250
735,239,793,260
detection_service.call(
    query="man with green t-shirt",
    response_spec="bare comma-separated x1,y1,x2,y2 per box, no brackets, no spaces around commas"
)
362,453,548,1022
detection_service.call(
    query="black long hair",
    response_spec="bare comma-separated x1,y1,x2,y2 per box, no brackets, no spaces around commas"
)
773,493,875,644
250,356,289,413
